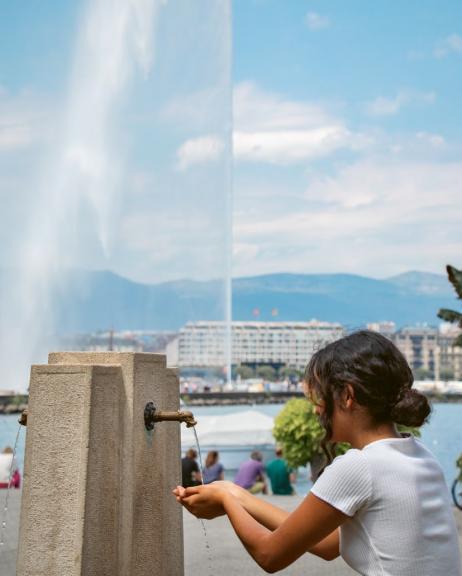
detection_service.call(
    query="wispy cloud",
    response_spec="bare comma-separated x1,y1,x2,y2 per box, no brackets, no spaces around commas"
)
434,34,462,58
176,134,224,170
233,82,366,164
0,118,32,151
0,90,38,151
305,12,330,30
416,131,446,148
233,160,462,277
173,83,367,167
366,90,435,116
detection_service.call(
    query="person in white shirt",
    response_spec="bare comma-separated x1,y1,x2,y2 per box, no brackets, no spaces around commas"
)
173,330,462,575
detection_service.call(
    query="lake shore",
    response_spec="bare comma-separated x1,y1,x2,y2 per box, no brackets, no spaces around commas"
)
1,390,462,414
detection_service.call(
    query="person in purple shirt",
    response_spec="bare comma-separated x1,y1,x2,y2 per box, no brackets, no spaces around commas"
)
234,451,267,494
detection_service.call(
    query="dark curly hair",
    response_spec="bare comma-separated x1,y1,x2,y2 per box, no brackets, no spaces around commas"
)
304,330,431,460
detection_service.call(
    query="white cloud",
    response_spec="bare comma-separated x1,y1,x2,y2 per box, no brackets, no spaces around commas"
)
0,89,58,151
416,131,446,148
306,12,330,30
233,160,462,277
232,82,366,164
0,118,32,150
176,134,225,170
434,34,462,58
234,126,352,165
366,90,435,116
161,86,227,130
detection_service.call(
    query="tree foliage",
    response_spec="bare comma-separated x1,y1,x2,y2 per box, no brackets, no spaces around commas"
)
256,365,277,381
273,399,324,468
235,365,254,380
273,398,422,469
438,264,462,346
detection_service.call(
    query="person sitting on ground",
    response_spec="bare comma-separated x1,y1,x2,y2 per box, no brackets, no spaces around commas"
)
0,446,20,489
266,447,295,495
174,330,461,575
203,451,224,484
181,448,201,488
234,451,267,495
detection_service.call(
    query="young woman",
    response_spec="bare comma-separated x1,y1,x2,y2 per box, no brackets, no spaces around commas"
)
174,331,461,574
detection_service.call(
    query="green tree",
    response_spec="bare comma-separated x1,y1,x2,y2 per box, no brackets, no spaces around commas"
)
438,264,462,346
273,398,422,471
439,369,455,381
235,365,254,380
256,365,277,382
273,399,324,469
279,367,302,381
413,368,432,380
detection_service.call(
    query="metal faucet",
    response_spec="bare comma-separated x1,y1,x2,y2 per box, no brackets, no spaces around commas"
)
144,401,197,430
18,409,28,426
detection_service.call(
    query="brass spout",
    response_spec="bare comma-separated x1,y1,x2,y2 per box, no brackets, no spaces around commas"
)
154,410,197,427
144,401,196,431
19,409,28,426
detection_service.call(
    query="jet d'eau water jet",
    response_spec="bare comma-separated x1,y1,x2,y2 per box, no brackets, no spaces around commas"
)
0,0,233,394
0,0,163,391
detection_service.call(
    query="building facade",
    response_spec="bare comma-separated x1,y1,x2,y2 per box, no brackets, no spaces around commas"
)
178,320,345,369
368,323,462,380
393,326,438,378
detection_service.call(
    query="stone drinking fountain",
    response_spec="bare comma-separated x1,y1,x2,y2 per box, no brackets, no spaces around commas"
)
16,351,191,576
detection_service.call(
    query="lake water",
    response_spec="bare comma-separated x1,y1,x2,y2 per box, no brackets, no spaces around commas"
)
1,402,461,491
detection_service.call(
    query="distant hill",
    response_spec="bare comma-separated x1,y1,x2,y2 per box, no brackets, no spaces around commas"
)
37,269,458,332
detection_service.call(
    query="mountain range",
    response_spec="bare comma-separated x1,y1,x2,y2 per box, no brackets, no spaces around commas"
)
36,269,459,333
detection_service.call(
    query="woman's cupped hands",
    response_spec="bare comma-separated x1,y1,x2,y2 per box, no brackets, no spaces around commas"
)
173,480,241,520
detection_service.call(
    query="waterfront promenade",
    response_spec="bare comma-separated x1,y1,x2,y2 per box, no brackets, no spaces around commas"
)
1,491,461,575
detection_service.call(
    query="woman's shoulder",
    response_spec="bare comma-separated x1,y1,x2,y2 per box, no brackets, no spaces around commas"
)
311,449,373,516
330,448,366,468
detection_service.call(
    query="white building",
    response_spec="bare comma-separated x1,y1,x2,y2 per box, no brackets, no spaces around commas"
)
367,321,396,338
178,320,345,368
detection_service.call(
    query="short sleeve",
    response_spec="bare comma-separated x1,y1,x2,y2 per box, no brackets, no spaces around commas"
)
310,449,372,517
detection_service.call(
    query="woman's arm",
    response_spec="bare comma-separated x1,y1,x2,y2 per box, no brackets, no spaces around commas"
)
175,485,343,569
212,482,339,560
221,492,345,572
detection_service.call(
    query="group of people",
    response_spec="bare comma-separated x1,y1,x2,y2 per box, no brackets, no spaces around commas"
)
182,446,295,496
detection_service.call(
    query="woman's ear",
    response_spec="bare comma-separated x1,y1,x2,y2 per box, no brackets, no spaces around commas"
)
344,384,355,410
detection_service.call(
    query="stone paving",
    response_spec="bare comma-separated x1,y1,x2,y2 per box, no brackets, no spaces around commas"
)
1,491,461,575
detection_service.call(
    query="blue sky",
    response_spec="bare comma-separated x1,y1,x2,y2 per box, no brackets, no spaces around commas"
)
0,0,461,283
231,0,462,278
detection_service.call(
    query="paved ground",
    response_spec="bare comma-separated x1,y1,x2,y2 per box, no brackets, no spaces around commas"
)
183,495,462,575
1,491,461,575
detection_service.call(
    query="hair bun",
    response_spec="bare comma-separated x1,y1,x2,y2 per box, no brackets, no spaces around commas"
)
390,388,431,427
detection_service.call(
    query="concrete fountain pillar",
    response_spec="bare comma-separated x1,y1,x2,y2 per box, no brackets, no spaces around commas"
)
16,352,184,576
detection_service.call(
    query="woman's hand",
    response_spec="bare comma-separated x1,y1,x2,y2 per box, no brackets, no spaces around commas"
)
173,483,231,519
210,480,247,501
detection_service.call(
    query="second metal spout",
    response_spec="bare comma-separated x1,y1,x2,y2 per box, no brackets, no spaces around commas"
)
144,402,197,431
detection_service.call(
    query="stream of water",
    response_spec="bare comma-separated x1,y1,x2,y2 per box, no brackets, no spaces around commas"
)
192,426,213,575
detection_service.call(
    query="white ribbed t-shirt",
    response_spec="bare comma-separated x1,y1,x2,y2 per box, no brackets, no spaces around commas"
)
311,436,461,575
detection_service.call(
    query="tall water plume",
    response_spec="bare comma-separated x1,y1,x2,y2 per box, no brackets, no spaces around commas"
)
0,0,232,391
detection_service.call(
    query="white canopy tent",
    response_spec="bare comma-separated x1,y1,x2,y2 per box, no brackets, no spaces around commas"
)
181,410,275,448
